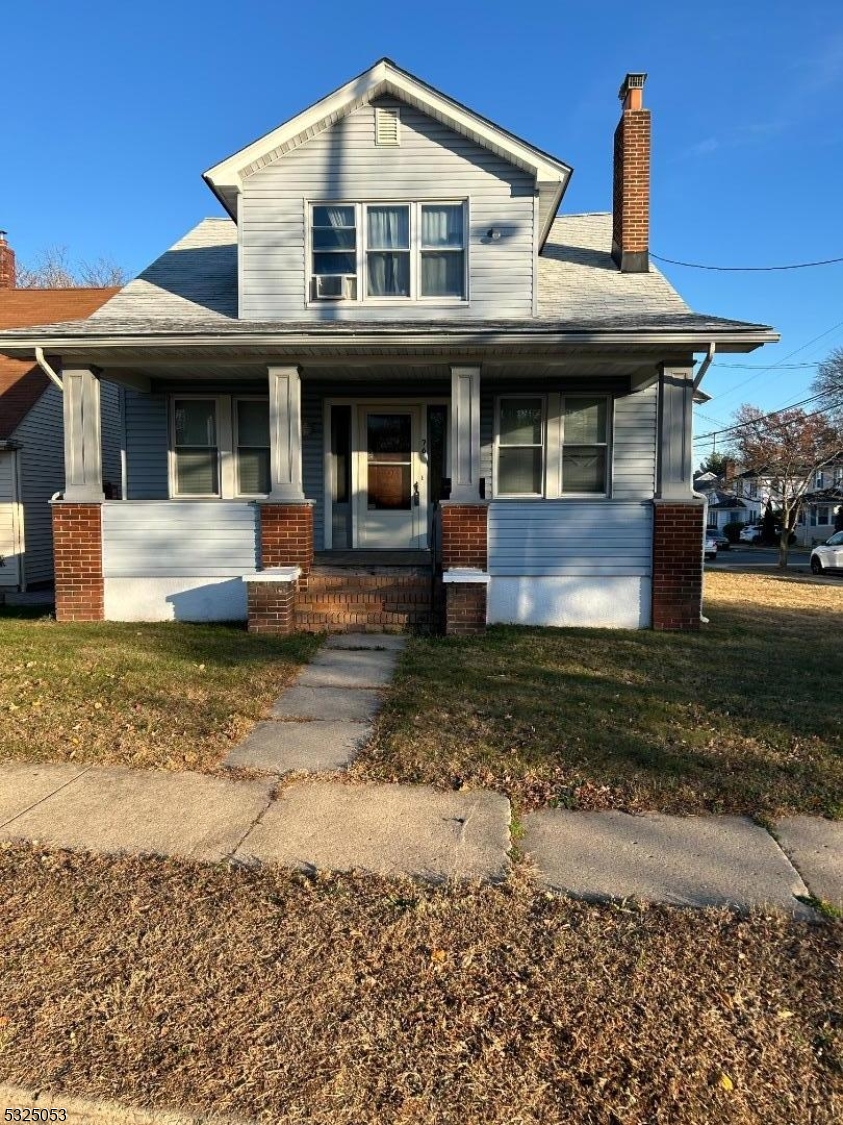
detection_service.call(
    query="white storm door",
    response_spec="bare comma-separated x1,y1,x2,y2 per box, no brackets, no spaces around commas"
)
0,451,22,588
356,407,427,548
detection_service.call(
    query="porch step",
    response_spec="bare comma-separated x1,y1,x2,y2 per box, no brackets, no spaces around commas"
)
296,565,436,634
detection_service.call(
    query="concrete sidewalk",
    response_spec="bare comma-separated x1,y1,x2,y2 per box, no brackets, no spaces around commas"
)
0,757,840,914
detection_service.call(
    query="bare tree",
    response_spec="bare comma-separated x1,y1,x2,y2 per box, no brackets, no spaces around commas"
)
729,404,843,568
15,244,128,288
813,346,843,422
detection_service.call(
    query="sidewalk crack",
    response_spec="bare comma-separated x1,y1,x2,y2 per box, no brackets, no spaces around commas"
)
0,765,94,831
223,789,275,865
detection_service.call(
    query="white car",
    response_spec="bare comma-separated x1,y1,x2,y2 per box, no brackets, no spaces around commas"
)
810,531,843,574
704,535,718,561
739,524,763,544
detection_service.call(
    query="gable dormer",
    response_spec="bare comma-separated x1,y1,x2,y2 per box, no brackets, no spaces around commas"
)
203,59,572,321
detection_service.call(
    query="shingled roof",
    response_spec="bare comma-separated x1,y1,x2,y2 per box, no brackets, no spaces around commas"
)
0,287,118,437
0,216,773,344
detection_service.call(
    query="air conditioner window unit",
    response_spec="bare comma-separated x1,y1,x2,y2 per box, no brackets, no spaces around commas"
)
314,275,355,300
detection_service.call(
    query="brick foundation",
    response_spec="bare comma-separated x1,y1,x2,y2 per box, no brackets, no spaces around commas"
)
258,502,314,574
245,577,297,635
652,501,705,631
296,568,433,633
440,503,488,570
444,581,488,637
52,502,104,622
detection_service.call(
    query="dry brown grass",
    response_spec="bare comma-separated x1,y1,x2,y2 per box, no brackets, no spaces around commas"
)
355,571,843,817
0,845,840,1124
0,613,320,772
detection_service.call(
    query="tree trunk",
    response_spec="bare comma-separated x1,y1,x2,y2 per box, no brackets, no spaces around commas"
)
778,529,790,569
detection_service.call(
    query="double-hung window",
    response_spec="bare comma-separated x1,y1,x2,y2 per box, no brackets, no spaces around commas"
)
420,204,465,298
173,399,219,497
311,205,357,300
366,205,410,297
309,201,467,303
235,399,271,495
496,398,545,497
561,397,610,494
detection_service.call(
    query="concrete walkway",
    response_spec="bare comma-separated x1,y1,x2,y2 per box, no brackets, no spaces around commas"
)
1,758,840,913
223,633,403,774
0,634,840,914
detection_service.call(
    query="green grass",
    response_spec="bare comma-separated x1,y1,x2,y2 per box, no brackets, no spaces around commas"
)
0,612,320,772
354,573,843,817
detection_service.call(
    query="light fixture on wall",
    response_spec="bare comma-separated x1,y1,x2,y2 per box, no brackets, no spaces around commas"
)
487,227,502,241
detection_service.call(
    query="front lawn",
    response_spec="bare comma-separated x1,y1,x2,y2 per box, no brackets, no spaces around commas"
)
0,613,320,772
0,847,839,1124
355,572,843,818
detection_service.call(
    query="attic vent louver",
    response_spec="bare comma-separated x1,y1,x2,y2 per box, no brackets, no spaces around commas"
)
375,106,400,146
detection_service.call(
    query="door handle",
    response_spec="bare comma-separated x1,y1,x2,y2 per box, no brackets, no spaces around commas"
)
413,482,420,507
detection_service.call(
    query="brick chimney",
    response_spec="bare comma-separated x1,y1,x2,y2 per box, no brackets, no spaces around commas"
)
611,73,650,272
0,230,15,288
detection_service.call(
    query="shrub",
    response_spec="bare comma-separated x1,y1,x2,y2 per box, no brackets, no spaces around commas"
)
723,522,745,544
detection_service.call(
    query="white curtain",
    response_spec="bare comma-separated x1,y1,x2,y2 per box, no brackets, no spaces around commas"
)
367,206,410,296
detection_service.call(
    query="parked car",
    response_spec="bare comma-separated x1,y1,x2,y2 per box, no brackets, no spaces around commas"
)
704,535,718,561
810,530,843,574
739,524,763,544
709,531,731,551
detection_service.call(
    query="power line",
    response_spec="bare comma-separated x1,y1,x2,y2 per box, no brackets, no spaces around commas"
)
693,400,843,453
713,362,819,370
653,252,843,272
693,391,839,447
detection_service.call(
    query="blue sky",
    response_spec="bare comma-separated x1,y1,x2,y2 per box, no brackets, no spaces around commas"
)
4,0,842,459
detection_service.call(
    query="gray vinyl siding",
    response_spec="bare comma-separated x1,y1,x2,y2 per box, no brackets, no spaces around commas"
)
612,384,658,500
11,385,63,585
239,96,536,321
488,500,653,577
125,390,169,499
102,501,259,577
100,381,123,498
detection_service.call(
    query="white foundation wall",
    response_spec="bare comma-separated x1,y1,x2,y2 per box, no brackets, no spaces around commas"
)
103,577,248,622
487,575,651,629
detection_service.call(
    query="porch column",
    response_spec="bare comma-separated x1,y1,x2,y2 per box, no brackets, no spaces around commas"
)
449,365,482,502
652,365,705,630
63,366,103,501
268,364,304,501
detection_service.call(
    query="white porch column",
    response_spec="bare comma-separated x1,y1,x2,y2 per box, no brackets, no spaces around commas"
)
268,365,305,501
63,366,104,502
449,365,482,502
657,365,695,500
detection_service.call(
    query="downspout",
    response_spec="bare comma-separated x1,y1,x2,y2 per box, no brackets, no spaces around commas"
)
692,341,716,392
34,347,63,392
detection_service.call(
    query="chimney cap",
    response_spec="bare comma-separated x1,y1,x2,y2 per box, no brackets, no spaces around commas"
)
618,72,648,101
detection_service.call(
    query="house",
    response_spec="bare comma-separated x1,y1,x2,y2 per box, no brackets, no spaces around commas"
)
0,60,777,633
703,492,749,533
796,459,843,544
0,235,119,593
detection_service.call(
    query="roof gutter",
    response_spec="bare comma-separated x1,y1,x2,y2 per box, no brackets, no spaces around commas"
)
34,346,63,392
692,341,716,392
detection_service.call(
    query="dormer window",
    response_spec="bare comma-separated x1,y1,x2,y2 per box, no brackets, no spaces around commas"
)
309,201,468,304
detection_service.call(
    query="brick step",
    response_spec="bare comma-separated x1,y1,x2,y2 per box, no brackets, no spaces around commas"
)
299,592,432,606
304,580,432,594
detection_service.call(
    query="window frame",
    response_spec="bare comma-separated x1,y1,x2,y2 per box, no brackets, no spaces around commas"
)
306,200,469,307
168,395,272,501
493,395,547,500
559,394,612,498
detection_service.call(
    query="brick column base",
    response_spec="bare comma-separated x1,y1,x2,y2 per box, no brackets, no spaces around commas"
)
258,502,314,575
443,571,489,636
440,503,488,570
652,500,705,631
51,502,104,622
244,569,300,635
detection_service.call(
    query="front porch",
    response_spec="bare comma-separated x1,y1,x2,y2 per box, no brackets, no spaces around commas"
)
50,349,705,634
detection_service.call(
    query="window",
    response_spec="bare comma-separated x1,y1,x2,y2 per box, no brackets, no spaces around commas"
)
367,205,410,297
311,205,357,300
309,201,467,303
173,399,219,496
561,397,609,494
236,399,270,495
497,398,544,496
818,507,830,525
421,205,465,298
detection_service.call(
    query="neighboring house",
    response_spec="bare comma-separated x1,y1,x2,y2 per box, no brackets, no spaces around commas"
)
0,237,118,592
704,493,749,533
796,460,843,544
0,61,777,633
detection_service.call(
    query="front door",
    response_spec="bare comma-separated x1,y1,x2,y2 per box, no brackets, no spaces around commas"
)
0,451,22,590
357,407,427,548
